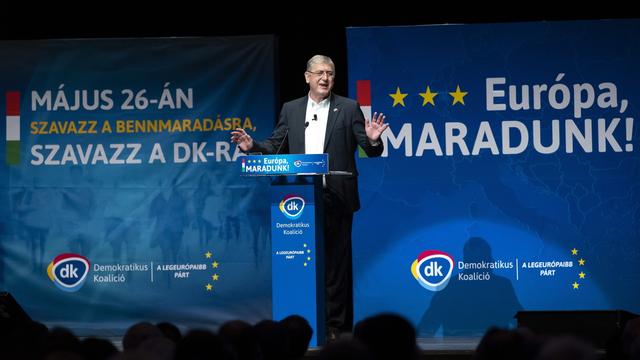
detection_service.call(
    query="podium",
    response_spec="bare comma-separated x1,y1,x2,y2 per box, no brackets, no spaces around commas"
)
241,153,329,346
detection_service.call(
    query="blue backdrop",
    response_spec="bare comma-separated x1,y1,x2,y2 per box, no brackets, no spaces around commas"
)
348,20,640,337
0,36,275,336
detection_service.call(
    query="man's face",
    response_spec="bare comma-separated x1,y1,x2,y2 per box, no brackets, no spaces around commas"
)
305,63,335,100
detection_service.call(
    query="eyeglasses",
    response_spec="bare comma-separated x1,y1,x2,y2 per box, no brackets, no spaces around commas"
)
307,70,335,78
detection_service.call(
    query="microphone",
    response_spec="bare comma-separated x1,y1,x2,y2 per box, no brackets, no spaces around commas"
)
275,129,289,155
312,114,318,121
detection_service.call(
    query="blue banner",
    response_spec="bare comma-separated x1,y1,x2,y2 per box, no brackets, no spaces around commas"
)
347,20,640,337
0,37,276,335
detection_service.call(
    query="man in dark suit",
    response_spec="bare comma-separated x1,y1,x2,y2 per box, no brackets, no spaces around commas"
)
231,55,388,341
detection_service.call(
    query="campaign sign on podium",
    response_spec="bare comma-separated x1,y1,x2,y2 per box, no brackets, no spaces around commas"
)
240,153,327,346
240,153,328,176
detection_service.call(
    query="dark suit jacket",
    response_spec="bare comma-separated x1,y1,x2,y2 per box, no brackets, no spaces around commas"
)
251,94,384,213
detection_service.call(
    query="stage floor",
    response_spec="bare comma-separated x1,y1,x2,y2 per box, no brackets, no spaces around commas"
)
417,337,480,351
308,335,480,350
305,336,479,359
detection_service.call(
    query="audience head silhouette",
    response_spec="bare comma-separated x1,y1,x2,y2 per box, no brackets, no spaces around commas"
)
175,329,235,360
318,339,373,360
219,320,260,360
254,319,288,360
474,327,538,360
354,313,419,360
122,321,163,351
280,314,313,359
156,321,182,343
535,335,596,360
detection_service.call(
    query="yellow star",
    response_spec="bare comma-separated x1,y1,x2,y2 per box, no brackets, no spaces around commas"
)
579,272,586,279
307,249,311,253
571,248,578,256
205,251,213,258
389,86,408,107
449,85,468,105
303,243,307,248
419,86,438,106
572,282,580,289
212,274,219,281
212,261,219,268
304,262,308,267
205,283,213,291
578,258,585,266
307,257,311,261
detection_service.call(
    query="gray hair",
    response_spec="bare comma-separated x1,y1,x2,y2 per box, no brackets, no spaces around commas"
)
306,55,335,73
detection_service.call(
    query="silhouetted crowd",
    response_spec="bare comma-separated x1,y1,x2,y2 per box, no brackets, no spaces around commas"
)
1,313,639,359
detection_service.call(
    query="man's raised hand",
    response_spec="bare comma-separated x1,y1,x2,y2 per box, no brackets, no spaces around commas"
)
365,112,389,142
230,128,254,152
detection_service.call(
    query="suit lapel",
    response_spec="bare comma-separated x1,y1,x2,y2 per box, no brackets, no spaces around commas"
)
323,94,341,151
291,97,308,153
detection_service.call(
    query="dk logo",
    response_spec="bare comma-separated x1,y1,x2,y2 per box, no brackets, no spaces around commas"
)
411,250,454,291
279,195,305,220
47,253,90,292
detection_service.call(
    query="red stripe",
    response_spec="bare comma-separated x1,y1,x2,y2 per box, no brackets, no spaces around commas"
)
6,91,20,116
356,80,371,106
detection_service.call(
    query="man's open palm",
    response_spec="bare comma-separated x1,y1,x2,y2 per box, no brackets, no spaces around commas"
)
365,112,389,141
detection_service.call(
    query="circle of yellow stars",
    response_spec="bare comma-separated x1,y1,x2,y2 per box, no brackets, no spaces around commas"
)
204,251,220,293
388,85,468,107
571,248,586,290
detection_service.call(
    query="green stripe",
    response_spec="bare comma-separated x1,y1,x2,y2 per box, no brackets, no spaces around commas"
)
358,146,368,158
6,141,20,165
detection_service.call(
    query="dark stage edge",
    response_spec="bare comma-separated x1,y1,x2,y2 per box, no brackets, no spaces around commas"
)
304,336,607,359
304,337,479,359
